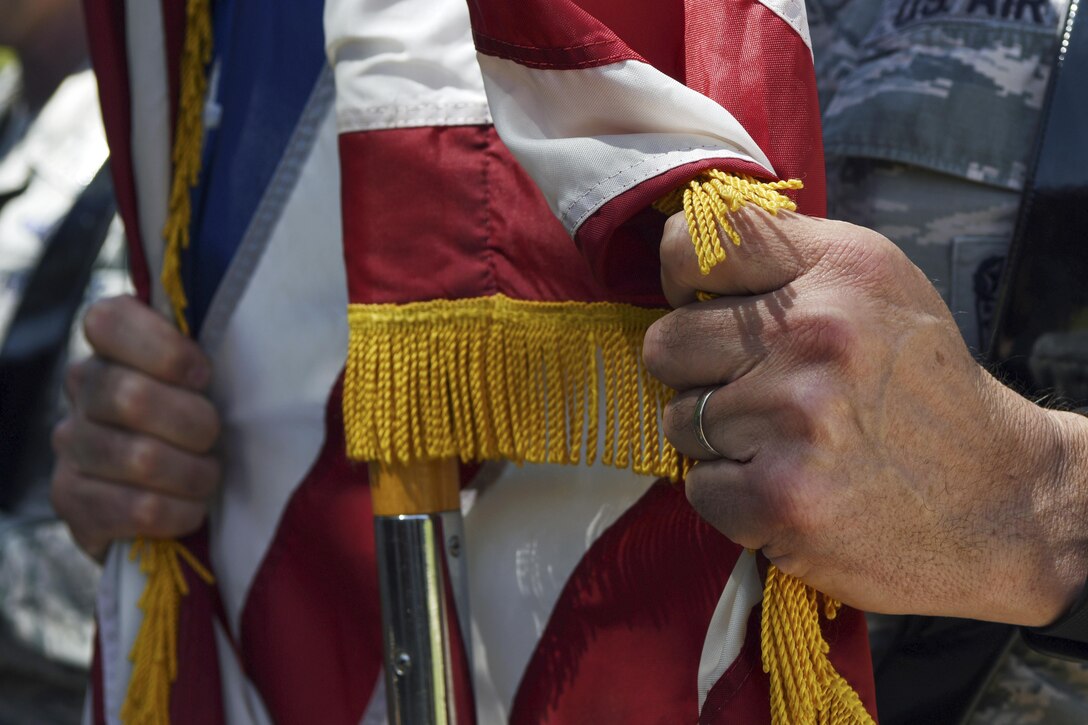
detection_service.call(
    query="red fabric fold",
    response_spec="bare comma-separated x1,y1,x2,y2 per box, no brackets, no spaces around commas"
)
339,125,668,307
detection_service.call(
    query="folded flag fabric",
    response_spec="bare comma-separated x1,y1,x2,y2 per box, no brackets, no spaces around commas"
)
333,0,875,722
81,0,878,721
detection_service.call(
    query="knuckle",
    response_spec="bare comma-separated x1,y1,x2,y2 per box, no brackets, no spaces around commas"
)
785,309,858,367
175,502,208,537
825,230,903,287
113,373,153,425
72,357,107,408
684,469,715,516
51,417,76,456
761,469,821,537
776,379,822,425
191,399,222,452
642,314,684,381
80,302,109,346
127,438,164,481
663,211,690,244
49,467,76,519
158,342,194,383
661,398,689,441
642,320,668,378
659,214,693,273
130,493,167,533
82,296,125,348
63,360,86,401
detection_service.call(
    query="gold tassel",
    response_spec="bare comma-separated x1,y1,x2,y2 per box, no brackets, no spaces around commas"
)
344,295,680,480
122,1,214,723
653,169,803,275
120,541,214,725
762,567,874,725
658,171,874,724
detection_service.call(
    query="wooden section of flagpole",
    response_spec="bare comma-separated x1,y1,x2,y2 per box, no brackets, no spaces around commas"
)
369,459,474,725
369,459,461,517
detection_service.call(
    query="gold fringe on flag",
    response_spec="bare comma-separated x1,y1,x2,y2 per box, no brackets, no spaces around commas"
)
656,171,875,725
122,0,214,723
344,295,680,479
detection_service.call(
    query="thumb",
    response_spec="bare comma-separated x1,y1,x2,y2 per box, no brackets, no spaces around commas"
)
658,207,841,307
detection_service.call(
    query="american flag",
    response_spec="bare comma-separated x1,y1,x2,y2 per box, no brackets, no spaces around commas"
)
83,0,874,722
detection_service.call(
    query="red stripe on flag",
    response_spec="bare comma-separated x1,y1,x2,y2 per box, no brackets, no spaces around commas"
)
468,0,687,76
510,481,749,723
684,0,826,216
510,482,876,723
239,376,383,724
339,126,666,308
468,0,644,71
161,0,185,142
170,527,227,725
567,0,826,287
82,0,151,302
89,628,107,725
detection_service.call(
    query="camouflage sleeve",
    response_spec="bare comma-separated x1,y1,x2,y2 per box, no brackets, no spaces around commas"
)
806,0,884,111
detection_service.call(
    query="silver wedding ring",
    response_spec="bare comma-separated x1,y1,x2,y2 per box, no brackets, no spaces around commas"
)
693,385,724,458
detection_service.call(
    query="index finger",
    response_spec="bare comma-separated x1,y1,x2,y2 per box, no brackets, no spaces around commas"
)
643,291,792,390
82,295,211,390
659,207,832,308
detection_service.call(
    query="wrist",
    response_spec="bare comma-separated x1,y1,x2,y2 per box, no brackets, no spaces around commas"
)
1021,409,1088,627
1021,408,1088,659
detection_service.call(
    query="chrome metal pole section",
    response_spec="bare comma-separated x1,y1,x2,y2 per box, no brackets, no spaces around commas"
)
375,512,471,725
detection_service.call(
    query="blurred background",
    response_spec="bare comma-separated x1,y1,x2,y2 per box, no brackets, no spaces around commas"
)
0,2,131,721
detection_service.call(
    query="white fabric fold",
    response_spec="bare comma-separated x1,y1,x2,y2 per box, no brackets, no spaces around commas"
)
697,550,763,714
325,0,490,132
477,55,774,237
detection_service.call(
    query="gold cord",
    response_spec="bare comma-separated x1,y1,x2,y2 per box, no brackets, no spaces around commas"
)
160,0,212,337
120,541,214,725
122,1,214,722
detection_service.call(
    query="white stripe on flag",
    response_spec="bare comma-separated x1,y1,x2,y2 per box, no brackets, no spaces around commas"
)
476,55,775,237
96,542,146,725
325,0,491,133
124,0,171,318
358,672,388,725
465,459,655,713
214,620,274,725
697,550,763,713
207,105,347,636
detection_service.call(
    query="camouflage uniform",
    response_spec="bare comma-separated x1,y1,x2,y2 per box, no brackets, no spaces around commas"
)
0,66,128,724
808,0,1088,721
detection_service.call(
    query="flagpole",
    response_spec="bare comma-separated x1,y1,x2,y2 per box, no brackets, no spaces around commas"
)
369,459,474,724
